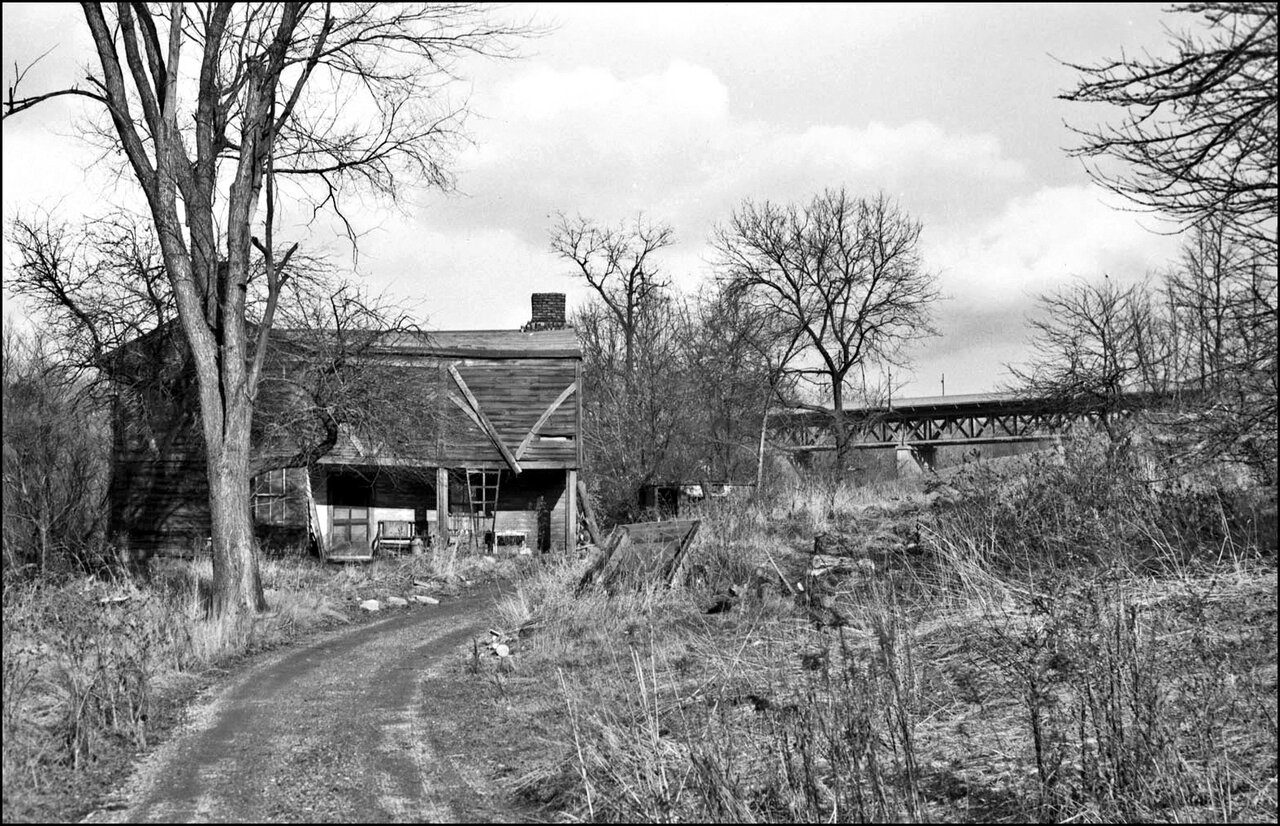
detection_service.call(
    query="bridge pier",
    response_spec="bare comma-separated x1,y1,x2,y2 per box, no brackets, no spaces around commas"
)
896,444,935,477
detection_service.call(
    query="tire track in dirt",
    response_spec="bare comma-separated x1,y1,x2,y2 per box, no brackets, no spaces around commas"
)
83,589,511,823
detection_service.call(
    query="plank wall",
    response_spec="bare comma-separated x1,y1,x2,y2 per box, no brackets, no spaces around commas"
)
109,336,581,558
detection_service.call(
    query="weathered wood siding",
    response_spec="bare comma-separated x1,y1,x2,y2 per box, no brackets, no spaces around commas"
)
460,469,568,552
447,358,578,468
109,326,582,557
108,451,211,557
106,356,212,558
317,356,580,470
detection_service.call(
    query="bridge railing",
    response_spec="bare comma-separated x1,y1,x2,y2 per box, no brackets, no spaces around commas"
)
768,401,1100,450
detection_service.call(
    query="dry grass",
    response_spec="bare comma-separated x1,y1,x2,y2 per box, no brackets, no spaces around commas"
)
471,440,1278,823
4,438,1274,823
0,545,518,822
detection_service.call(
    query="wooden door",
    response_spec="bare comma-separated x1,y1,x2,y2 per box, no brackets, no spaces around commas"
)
329,474,372,556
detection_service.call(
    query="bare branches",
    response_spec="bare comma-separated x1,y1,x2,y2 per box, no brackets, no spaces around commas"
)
551,213,675,378
2,326,110,574
712,189,940,467
1061,3,1278,256
551,213,704,517
7,211,172,377
684,284,799,482
1010,276,1167,441
1059,4,1277,477
3,85,109,119
252,283,442,481
5,3,530,613
1012,222,1276,476
3,46,112,120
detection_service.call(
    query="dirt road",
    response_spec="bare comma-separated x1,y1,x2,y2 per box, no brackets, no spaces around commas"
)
83,589,520,823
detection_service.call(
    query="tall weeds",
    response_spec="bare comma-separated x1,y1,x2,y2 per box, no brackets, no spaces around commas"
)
494,437,1276,823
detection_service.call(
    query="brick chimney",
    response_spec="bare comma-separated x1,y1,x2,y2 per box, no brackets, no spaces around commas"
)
523,292,567,331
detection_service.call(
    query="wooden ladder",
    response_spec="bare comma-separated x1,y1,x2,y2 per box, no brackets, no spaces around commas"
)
464,468,502,550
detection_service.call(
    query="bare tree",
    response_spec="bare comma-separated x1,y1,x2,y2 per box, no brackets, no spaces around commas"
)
4,4,526,616
712,189,939,471
8,212,176,374
686,283,802,488
1061,3,1277,259
550,214,675,380
550,213,692,519
1062,4,1277,480
2,325,109,576
1167,216,1274,390
1010,276,1171,444
570,289,696,521
1013,250,1275,479
1163,218,1277,476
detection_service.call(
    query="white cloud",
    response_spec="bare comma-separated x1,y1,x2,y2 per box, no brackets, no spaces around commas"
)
759,121,1024,187
356,221,593,330
403,58,1034,307
404,63,1184,395
929,185,1183,312
489,61,729,128
430,60,1028,243
897,185,1185,394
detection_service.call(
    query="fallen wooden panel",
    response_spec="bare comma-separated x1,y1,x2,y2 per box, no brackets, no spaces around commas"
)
578,518,701,593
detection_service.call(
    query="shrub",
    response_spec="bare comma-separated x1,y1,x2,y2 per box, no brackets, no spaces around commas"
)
929,435,1263,579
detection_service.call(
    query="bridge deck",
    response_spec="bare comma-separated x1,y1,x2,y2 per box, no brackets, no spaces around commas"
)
769,392,1092,449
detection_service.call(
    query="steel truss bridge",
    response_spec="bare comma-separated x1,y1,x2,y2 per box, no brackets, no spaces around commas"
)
767,392,1097,453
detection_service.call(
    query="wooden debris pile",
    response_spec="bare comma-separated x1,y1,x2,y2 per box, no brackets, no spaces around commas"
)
577,518,701,594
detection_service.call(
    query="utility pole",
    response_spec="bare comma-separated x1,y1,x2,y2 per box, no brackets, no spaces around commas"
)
941,373,946,397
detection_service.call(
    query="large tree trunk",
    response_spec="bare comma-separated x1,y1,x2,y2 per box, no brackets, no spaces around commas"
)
204,396,266,616
78,4,268,616
831,378,851,475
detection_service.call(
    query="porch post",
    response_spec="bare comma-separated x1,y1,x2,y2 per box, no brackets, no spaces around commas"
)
566,469,578,553
436,467,449,548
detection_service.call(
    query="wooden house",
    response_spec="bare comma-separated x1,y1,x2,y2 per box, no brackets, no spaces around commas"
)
108,293,583,559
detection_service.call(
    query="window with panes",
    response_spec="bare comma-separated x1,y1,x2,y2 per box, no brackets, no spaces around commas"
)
329,474,372,553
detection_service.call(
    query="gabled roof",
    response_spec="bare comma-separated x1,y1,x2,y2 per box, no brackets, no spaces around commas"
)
366,328,581,359
105,322,582,368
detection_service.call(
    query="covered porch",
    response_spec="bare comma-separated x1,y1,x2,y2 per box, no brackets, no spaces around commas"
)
252,464,577,559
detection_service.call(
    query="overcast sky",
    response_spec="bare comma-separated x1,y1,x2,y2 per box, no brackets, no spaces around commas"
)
2,3,1188,396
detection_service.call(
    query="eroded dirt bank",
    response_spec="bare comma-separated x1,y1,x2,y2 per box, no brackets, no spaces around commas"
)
82,588,518,823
